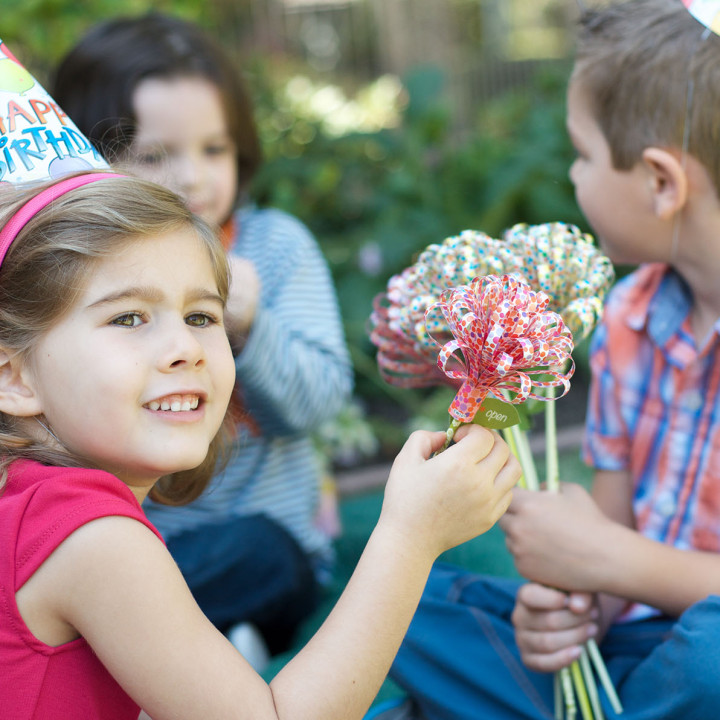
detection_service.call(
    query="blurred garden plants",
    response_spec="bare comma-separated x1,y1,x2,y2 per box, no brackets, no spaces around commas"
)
9,1,587,461
250,61,587,456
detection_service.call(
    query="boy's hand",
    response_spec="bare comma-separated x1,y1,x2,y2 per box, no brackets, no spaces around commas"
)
512,583,598,673
380,425,520,559
500,484,611,591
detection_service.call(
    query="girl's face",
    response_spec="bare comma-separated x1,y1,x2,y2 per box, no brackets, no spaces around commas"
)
127,76,239,228
25,228,236,499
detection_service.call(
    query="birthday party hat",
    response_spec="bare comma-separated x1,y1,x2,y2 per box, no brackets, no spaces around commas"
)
682,0,720,36
0,39,109,184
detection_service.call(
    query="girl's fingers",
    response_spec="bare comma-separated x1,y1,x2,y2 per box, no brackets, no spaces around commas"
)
494,449,520,490
397,430,449,462
448,424,496,462
403,425,495,463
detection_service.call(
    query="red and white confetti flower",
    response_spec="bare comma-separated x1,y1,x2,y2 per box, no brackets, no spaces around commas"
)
428,275,574,423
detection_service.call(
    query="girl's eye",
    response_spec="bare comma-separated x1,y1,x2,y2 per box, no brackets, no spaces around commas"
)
111,312,144,327
186,312,218,328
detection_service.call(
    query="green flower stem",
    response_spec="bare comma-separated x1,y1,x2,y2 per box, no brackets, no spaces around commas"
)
587,639,624,714
545,395,560,492
554,673,564,720
510,424,540,491
500,389,539,491
436,417,462,455
502,427,526,489
580,646,605,720
570,660,594,720
560,666,577,720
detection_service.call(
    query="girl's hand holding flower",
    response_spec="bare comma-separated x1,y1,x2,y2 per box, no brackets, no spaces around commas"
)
380,425,520,559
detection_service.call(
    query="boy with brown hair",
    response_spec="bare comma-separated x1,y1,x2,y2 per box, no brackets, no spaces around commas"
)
375,1,720,718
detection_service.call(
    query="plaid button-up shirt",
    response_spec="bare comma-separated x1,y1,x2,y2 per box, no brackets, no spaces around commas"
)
583,263,720,620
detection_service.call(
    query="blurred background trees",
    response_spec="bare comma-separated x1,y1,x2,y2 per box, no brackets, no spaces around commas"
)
5,0,595,463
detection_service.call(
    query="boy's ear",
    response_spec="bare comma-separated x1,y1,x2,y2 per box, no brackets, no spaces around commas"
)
0,349,43,417
642,147,688,221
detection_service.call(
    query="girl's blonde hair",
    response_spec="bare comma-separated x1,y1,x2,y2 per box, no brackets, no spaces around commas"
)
0,172,233,504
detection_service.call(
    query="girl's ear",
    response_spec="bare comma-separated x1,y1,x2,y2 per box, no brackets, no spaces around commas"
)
0,349,43,417
642,147,688,221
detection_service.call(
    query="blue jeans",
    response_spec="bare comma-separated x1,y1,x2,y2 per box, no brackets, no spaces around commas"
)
166,513,319,654
390,563,720,720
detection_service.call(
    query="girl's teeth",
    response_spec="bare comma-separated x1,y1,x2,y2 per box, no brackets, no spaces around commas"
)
147,395,199,411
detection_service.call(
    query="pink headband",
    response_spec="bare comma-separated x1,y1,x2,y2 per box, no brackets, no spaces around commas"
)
0,172,125,268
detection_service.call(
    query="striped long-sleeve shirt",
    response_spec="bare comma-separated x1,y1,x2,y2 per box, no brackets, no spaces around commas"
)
583,263,720,620
144,206,353,565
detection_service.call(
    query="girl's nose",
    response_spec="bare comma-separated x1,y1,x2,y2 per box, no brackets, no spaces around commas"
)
161,323,206,371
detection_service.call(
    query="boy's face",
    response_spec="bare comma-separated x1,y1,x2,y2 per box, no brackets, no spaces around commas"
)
24,228,235,499
566,78,669,265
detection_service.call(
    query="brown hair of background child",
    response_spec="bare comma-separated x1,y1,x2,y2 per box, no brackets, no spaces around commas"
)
52,13,262,203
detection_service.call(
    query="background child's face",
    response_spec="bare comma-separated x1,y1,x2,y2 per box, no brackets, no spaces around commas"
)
566,78,667,266
24,228,236,493
127,76,239,228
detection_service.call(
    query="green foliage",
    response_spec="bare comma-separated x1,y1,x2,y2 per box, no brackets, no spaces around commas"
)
3,0,207,79
250,62,588,443
3,0,590,453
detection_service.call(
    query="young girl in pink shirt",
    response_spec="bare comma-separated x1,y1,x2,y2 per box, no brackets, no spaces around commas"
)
0,171,518,720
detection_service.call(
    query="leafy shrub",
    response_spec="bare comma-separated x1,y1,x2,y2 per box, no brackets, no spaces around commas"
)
250,61,591,451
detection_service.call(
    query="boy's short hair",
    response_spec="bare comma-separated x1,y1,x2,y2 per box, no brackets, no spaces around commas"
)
574,0,720,192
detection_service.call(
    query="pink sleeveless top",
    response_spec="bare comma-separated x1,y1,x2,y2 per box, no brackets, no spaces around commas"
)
0,460,164,719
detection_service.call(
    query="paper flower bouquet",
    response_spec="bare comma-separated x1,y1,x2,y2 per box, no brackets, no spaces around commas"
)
369,222,619,720
370,222,612,389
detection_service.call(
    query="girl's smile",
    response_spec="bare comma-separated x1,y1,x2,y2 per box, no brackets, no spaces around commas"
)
144,393,202,413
